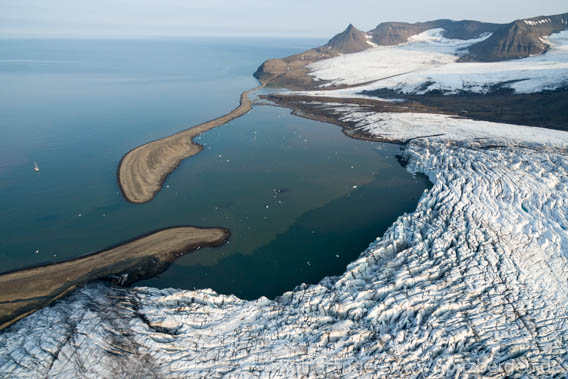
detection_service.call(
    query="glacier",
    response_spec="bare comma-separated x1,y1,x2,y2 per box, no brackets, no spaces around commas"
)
1,106,567,377
314,102,568,143
306,29,568,96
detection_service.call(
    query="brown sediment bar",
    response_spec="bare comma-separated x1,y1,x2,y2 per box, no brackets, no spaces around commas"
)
118,86,261,204
0,226,229,331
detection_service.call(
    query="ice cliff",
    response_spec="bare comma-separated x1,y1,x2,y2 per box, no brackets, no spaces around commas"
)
1,108,567,377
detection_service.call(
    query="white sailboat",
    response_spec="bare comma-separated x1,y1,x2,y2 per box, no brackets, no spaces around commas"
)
33,161,40,172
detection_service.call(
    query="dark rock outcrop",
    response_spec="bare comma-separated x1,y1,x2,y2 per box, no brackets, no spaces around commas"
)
464,13,568,61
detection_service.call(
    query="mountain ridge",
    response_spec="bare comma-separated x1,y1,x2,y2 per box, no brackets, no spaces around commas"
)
464,12,568,61
369,19,501,45
254,12,568,89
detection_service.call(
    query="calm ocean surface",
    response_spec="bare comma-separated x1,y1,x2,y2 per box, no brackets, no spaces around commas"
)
0,38,430,299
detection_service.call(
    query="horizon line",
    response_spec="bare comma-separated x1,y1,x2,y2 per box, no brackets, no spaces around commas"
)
0,32,332,40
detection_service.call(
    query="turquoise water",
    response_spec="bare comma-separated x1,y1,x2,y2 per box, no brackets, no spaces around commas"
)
0,38,430,300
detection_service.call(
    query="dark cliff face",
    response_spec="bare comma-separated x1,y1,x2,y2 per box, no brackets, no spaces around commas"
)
464,13,568,61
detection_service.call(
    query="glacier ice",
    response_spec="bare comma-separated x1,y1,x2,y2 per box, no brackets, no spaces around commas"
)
317,103,568,144
1,107,567,377
306,29,568,96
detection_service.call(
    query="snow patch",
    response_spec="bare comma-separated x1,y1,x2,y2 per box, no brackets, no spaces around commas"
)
524,18,552,26
365,33,379,48
325,105,568,145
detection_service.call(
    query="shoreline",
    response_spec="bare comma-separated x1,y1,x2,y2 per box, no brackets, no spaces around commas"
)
0,226,230,331
118,86,262,204
258,93,438,145
260,91,568,144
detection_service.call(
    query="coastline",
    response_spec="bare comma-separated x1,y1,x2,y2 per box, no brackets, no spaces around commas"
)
259,93,446,145
118,86,262,204
0,226,230,331
260,91,568,145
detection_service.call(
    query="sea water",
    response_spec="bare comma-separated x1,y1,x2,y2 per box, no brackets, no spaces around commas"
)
0,38,430,299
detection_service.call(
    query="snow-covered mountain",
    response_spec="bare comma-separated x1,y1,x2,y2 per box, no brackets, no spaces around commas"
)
303,29,568,96
254,12,568,90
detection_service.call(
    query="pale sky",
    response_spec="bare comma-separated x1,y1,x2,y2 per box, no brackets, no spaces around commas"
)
1,0,567,38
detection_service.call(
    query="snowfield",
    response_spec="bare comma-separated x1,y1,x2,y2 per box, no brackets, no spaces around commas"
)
321,103,568,143
306,29,568,96
1,106,568,377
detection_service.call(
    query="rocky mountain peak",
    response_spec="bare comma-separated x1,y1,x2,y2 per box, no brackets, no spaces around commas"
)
325,23,371,53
